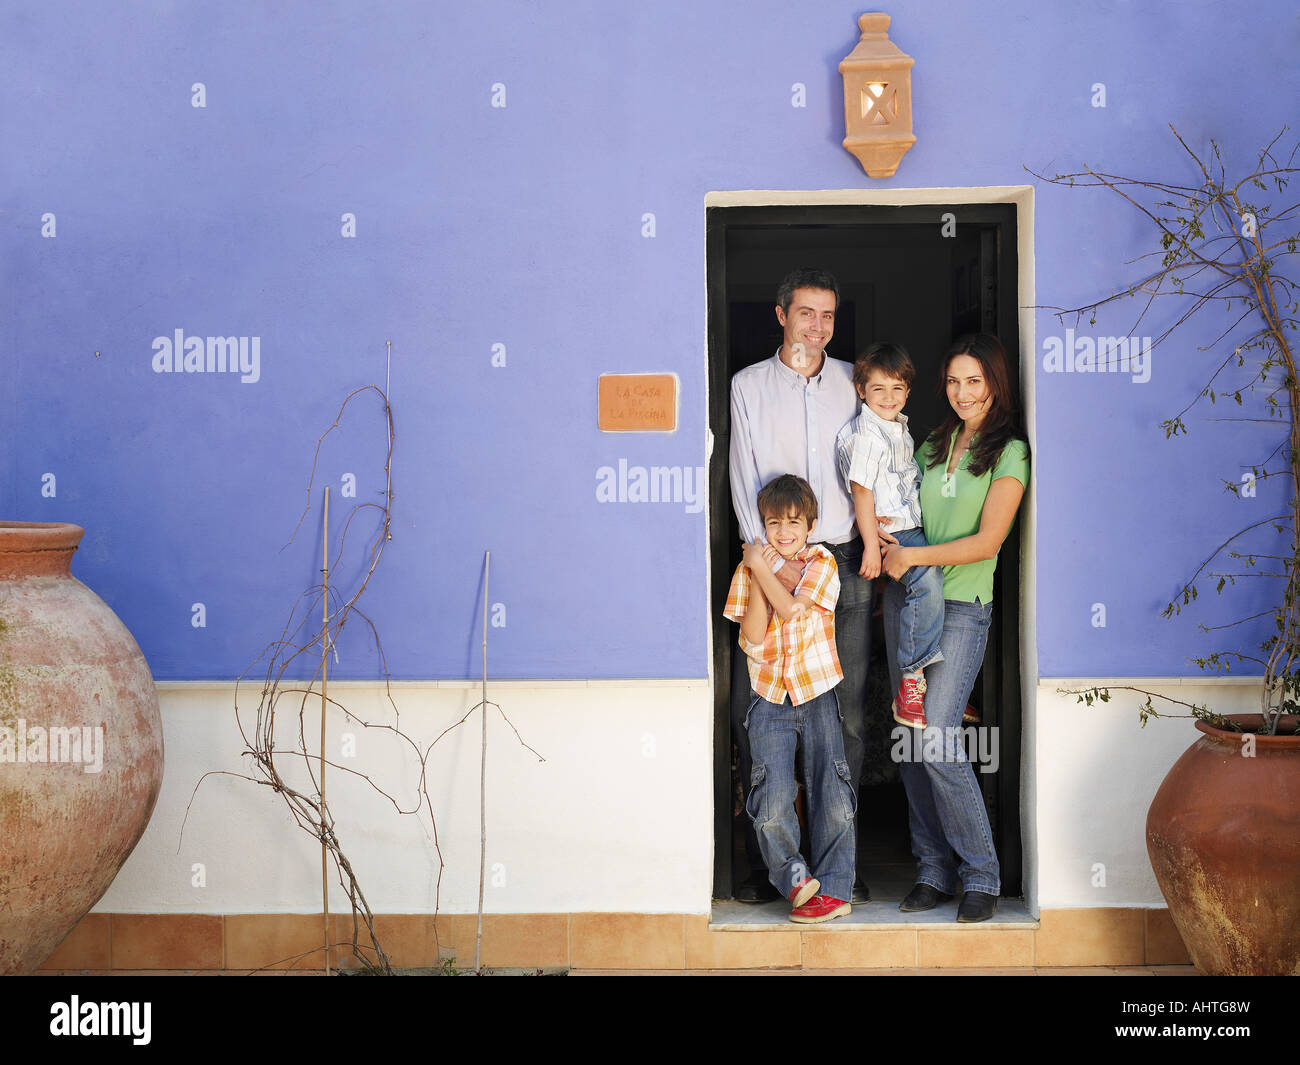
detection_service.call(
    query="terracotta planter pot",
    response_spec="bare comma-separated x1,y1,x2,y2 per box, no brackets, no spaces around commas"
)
1146,713,1300,975
0,522,164,974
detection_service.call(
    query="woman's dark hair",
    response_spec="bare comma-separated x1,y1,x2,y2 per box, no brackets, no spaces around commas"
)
924,333,1026,477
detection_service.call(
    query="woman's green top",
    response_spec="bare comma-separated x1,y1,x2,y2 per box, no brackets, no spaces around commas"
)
916,432,1030,604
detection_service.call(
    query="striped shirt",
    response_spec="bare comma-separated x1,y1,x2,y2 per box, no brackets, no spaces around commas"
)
728,352,860,546
723,544,842,705
835,404,923,533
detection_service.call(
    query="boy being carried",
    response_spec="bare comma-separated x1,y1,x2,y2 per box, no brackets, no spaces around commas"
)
835,342,945,729
724,474,855,924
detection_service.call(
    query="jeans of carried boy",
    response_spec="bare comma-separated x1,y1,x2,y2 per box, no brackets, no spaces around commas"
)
743,687,857,903
887,526,945,676
882,582,1000,896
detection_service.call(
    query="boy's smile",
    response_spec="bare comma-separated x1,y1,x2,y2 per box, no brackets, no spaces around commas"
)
764,507,815,559
859,368,909,422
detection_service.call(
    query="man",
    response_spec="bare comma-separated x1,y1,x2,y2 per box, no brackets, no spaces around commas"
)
728,267,872,904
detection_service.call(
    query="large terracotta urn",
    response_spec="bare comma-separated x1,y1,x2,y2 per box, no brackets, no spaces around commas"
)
1146,713,1300,975
0,522,164,974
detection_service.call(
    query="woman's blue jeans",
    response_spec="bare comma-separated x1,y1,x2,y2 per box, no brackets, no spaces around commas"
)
743,687,857,903
883,581,1000,896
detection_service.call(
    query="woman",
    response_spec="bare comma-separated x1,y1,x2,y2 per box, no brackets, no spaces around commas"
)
879,333,1030,923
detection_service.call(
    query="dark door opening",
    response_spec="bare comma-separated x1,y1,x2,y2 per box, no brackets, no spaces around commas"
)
707,202,1024,902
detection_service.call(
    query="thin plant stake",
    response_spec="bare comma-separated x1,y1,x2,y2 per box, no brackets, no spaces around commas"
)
321,486,330,975
475,550,490,972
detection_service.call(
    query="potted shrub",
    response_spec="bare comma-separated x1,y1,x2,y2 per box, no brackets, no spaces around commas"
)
1036,127,1300,975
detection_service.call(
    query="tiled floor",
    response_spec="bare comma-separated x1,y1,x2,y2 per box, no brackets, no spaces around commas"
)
571,965,1200,975
36,905,1192,972
39,970,327,976
41,964,1199,976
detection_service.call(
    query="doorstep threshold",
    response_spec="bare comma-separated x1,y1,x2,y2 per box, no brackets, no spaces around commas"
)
710,897,1037,930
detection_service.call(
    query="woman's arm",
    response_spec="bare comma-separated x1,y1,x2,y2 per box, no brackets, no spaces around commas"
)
880,476,1025,580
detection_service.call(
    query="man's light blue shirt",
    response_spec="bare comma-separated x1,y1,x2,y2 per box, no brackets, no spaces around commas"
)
729,350,859,547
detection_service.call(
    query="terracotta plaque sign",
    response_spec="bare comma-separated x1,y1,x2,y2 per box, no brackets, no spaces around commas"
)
598,373,677,432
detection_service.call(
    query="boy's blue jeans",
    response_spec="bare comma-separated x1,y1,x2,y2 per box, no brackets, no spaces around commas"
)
743,687,856,903
887,526,945,676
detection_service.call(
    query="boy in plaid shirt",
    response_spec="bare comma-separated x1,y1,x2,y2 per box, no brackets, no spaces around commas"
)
724,474,856,923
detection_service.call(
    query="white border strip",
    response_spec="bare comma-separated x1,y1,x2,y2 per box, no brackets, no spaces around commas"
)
1043,676,1264,687
154,678,709,692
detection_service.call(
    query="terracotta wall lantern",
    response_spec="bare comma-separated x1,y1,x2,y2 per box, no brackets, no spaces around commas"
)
839,13,915,178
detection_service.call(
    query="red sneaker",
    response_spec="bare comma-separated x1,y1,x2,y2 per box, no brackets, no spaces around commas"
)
962,703,980,724
788,876,820,908
789,894,851,924
892,673,927,729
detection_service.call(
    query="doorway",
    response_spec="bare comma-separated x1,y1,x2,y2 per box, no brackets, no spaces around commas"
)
707,202,1024,901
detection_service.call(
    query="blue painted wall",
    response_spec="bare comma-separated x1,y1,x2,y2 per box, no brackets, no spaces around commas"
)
4,1,1297,679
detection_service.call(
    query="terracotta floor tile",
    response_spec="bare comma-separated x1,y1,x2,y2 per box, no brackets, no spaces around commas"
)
223,914,331,971
433,914,478,969
1035,908,1144,966
570,968,798,976
917,928,1034,967
112,914,223,970
685,915,801,969
1144,909,1191,965
800,928,916,969
478,914,569,968
38,914,112,971
331,913,442,970
571,914,685,969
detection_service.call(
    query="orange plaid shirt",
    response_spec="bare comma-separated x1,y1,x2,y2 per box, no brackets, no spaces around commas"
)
723,544,842,705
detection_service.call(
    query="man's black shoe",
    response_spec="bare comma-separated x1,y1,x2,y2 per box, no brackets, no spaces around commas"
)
898,883,954,912
736,872,780,903
956,890,998,923
851,878,871,904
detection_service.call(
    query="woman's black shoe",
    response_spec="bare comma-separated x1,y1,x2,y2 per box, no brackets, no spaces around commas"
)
956,890,997,922
898,883,954,912
736,871,780,903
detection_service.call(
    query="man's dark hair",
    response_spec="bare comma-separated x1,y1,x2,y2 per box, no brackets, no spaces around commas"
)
776,268,840,314
756,474,818,525
853,341,916,392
